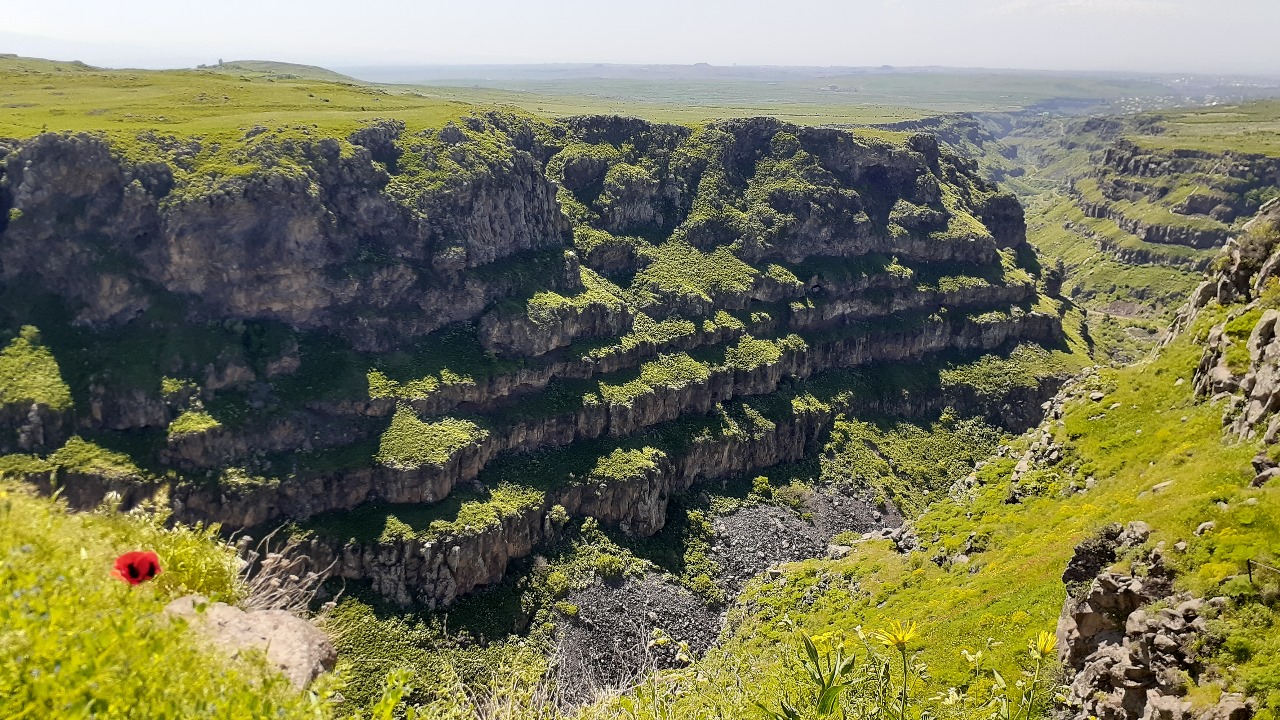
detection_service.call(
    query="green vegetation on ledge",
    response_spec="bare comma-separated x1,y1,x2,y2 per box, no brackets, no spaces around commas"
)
0,326,73,411
168,410,222,437
375,406,488,470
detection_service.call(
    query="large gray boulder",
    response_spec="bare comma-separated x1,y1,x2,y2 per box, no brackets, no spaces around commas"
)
166,595,335,688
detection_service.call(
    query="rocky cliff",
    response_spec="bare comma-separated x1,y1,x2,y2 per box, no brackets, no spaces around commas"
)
0,113,1070,608
1188,200,1280,450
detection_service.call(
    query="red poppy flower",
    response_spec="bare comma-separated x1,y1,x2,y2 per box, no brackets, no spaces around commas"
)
112,551,162,585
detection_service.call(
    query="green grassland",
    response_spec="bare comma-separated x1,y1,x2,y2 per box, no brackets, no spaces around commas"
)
1133,100,1280,157
1,56,1221,140
0,55,918,141
0,56,474,140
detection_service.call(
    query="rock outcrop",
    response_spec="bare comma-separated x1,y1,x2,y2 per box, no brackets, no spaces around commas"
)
1056,532,1253,720
1058,574,1251,720
1188,200,1280,445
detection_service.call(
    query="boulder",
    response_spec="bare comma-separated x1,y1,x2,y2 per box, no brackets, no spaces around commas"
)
166,595,335,688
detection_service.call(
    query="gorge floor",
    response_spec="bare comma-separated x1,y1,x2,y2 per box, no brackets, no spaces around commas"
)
478,482,902,705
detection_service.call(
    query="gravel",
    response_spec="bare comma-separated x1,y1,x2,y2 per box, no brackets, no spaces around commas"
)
552,485,900,702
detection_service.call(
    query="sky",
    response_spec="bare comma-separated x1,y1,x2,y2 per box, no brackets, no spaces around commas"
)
1,0,1278,75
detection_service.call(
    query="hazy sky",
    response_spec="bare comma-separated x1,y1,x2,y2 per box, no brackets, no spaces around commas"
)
1,0,1277,74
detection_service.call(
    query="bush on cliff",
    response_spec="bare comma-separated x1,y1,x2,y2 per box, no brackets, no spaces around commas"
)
0,325,73,412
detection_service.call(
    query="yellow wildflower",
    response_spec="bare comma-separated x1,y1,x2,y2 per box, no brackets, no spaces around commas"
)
874,620,919,650
1030,630,1057,659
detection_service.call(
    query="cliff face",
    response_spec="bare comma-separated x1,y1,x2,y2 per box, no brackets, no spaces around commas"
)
0,113,1068,608
1,122,574,351
1188,201,1280,454
170,309,1060,530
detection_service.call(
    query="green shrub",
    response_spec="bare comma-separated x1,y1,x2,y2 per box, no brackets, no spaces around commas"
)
374,406,487,470
545,569,571,599
548,504,570,528
367,370,441,400
771,482,812,511
594,552,627,581
160,376,197,399
0,326,73,411
167,410,221,437
723,335,784,371
589,447,664,484
751,475,773,497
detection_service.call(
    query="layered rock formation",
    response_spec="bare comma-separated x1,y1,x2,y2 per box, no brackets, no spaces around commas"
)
0,113,1069,608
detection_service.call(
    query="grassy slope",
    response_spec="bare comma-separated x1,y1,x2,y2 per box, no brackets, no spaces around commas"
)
213,60,362,84
586,303,1280,719
1026,195,1202,310
1,56,1200,134
0,481,323,718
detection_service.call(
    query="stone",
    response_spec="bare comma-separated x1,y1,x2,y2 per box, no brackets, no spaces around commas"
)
1152,633,1180,653
1142,692,1192,720
1194,521,1216,536
826,544,852,560
1121,521,1152,546
1126,608,1150,636
1252,467,1280,487
166,595,335,688
1204,693,1253,720
1251,451,1277,473
1091,392,1107,402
